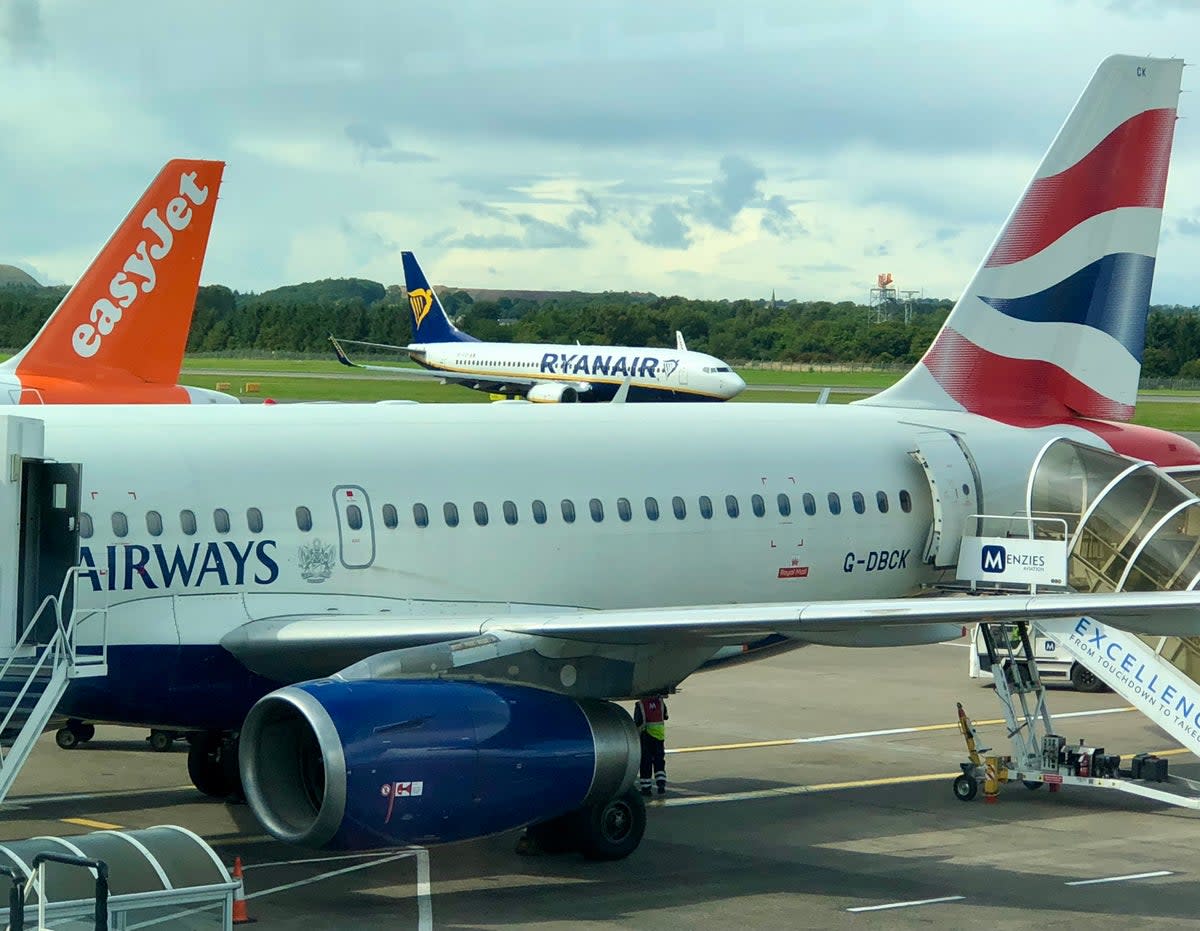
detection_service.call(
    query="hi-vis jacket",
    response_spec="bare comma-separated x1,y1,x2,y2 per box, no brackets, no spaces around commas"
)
634,697,668,741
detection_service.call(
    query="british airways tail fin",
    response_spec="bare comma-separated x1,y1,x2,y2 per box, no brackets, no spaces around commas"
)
864,55,1182,423
401,251,477,344
8,159,225,385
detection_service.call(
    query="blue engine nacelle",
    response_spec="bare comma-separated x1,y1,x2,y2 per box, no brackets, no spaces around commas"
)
238,678,640,849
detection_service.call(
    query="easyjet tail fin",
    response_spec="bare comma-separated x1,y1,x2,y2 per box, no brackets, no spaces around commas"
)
864,55,1182,423
7,159,225,387
401,251,477,344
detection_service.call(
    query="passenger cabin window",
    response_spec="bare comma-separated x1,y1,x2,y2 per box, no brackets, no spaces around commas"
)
852,492,865,515
382,504,398,529
645,497,660,521
589,498,604,522
247,507,264,533
347,504,363,530
503,500,518,525
443,502,460,527
532,500,547,524
182,509,198,536
777,494,791,517
473,502,489,526
413,503,429,528
828,493,841,516
699,495,713,519
112,512,128,538
751,494,765,518
561,499,576,523
802,493,816,516
876,491,889,514
617,497,632,522
725,495,740,519
899,490,913,513
146,511,163,537
80,512,93,539
672,496,687,520
214,509,231,534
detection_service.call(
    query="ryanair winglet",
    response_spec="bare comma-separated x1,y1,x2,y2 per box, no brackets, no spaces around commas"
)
329,335,357,368
401,251,478,344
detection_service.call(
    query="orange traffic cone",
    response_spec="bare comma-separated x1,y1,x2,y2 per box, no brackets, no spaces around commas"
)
232,856,256,924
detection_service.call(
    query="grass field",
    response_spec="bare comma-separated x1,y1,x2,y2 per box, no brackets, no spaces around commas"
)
167,356,1200,432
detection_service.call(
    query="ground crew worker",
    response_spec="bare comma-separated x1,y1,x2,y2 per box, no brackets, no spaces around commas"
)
634,694,668,795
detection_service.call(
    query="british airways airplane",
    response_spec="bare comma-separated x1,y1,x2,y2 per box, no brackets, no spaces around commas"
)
3,160,235,405
16,56,1200,863
330,251,746,402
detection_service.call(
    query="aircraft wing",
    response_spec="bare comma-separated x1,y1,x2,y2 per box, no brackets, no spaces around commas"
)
221,589,1200,683
329,335,537,393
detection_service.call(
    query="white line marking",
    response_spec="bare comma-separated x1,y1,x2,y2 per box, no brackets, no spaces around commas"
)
246,852,412,900
847,895,965,912
7,785,193,806
1065,870,1174,886
245,851,405,870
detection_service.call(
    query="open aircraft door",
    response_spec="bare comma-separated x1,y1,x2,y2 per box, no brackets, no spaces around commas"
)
909,430,979,569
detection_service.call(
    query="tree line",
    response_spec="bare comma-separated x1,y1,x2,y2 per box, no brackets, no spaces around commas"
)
1,279,1199,375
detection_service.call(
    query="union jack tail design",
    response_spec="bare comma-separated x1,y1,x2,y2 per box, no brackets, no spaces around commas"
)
866,55,1183,423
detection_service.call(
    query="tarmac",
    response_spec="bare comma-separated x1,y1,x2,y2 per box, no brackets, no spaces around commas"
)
2,636,1199,928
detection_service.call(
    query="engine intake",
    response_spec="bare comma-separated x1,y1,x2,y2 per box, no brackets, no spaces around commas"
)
239,679,638,849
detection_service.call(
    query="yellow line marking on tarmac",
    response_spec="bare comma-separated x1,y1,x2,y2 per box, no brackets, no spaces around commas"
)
670,706,1136,754
62,817,123,830
665,747,1195,807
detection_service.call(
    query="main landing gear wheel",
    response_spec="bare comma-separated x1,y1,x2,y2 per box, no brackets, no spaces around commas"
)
953,774,978,802
187,732,243,800
520,788,648,860
576,788,646,861
55,719,95,750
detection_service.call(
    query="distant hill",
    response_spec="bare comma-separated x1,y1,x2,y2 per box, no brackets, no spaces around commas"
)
0,265,40,288
240,277,389,307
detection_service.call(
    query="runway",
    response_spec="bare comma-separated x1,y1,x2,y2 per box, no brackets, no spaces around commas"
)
3,639,1198,928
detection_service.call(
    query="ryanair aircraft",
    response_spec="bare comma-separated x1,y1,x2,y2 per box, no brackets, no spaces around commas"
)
11,56,1197,864
331,251,746,402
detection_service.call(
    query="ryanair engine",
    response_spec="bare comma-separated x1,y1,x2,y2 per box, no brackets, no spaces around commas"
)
238,679,643,858
526,383,587,403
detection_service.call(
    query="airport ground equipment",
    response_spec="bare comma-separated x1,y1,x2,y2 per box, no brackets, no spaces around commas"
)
955,620,1200,808
950,438,1200,807
0,416,107,802
0,825,238,929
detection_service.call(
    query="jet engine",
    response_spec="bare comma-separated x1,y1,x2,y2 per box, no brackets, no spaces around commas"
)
239,678,640,853
526,382,583,403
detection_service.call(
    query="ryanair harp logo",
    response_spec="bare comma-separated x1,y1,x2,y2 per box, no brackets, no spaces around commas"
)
408,288,434,328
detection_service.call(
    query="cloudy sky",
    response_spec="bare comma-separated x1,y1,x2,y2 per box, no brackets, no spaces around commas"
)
2,0,1199,303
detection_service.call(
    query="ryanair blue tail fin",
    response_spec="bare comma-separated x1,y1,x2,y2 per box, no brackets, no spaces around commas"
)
401,251,477,344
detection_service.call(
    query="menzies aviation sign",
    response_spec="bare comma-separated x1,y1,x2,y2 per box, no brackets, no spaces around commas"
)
956,536,1067,587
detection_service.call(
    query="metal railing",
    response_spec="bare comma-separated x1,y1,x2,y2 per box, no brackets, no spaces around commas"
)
0,566,107,802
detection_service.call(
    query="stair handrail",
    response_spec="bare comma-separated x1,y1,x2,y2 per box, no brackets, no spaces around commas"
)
0,566,106,750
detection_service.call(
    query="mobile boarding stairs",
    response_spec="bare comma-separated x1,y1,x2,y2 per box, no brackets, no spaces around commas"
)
0,415,108,804
949,437,1200,808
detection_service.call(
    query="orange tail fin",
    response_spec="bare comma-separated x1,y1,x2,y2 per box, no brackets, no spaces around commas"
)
12,159,225,386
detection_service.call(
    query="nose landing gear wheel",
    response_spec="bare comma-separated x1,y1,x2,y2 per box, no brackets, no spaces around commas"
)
953,774,978,801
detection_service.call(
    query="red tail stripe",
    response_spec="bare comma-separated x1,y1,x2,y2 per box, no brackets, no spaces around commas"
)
923,328,1133,423
985,108,1175,268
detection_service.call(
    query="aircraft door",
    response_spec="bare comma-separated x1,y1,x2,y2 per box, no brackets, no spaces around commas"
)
332,485,375,569
17,461,81,642
679,361,688,386
909,431,979,569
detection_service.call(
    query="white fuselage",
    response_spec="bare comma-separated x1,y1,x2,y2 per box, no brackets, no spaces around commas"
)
410,341,745,401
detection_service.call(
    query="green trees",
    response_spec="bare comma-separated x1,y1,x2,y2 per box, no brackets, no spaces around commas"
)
1,276,1197,374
